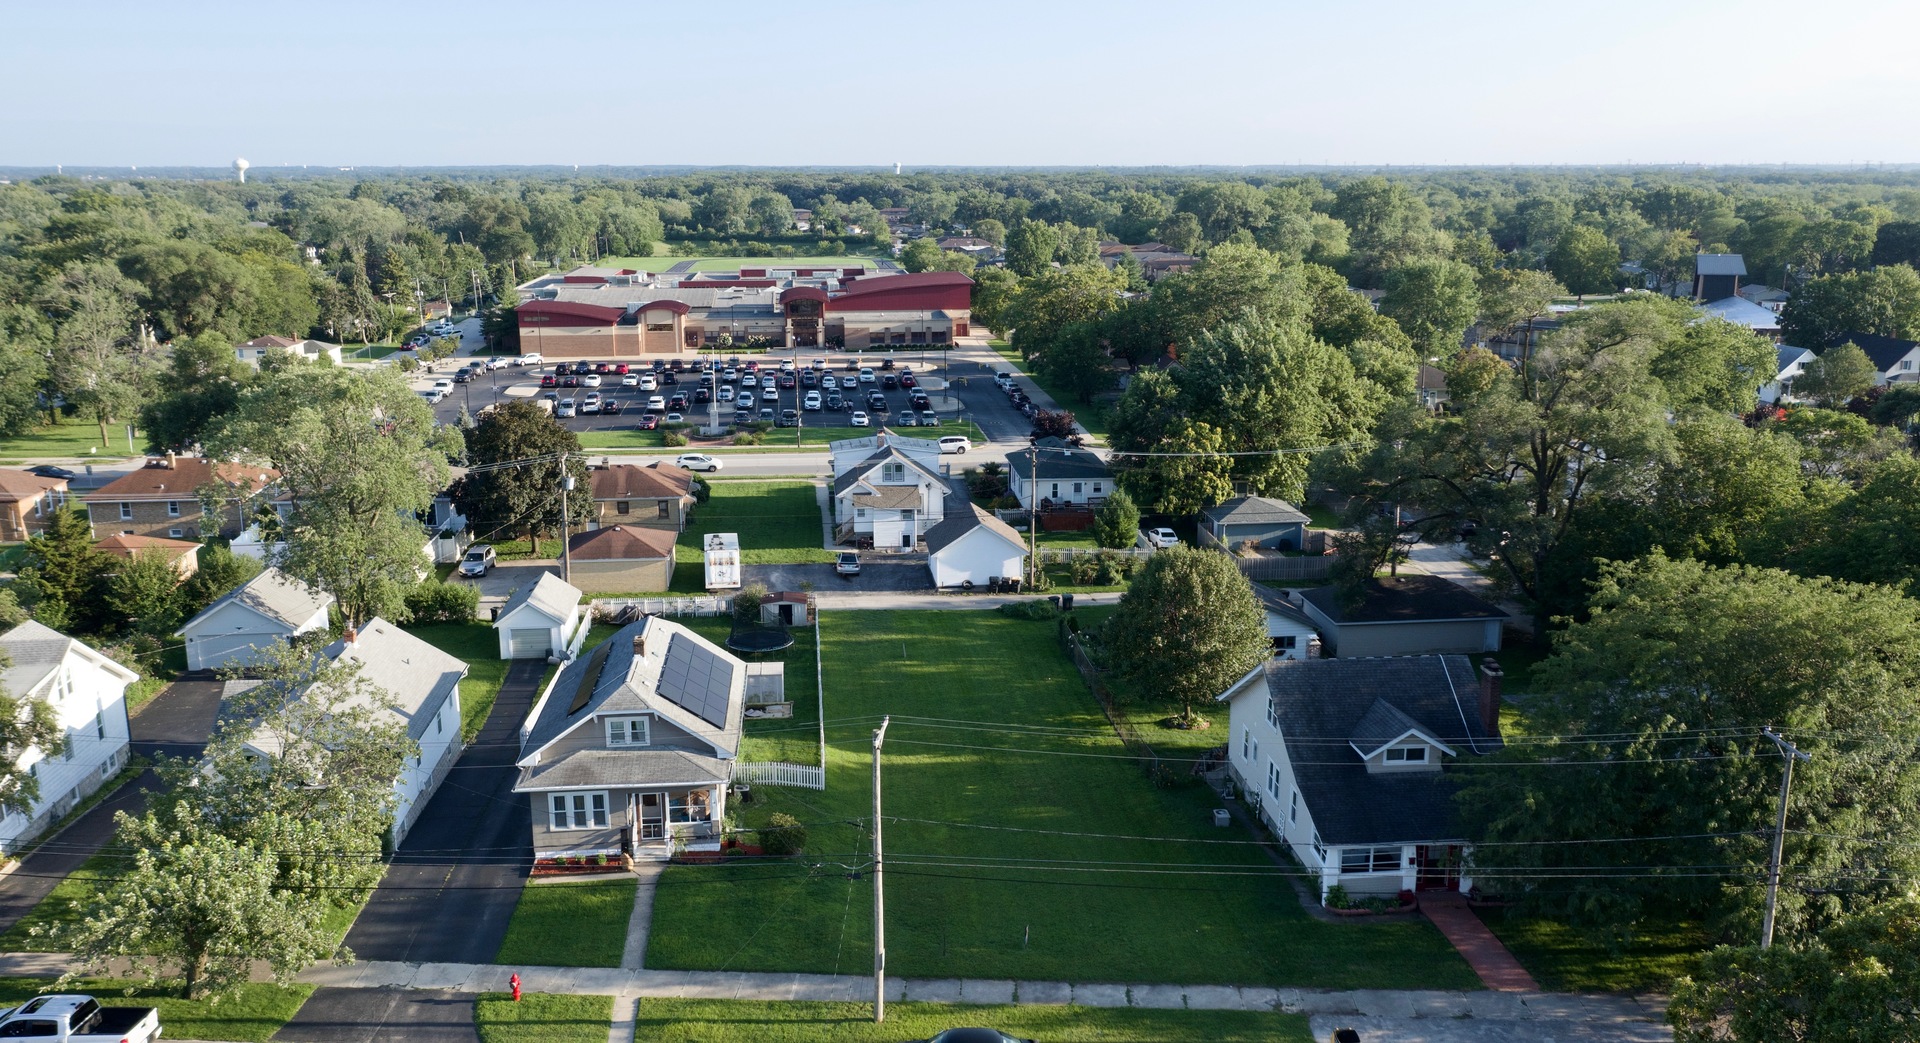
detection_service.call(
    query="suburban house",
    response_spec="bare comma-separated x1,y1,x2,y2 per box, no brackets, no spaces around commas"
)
565,525,676,595
1199,496,1311,552
588,462,698,532
0,470,69,542
494,571,583,660
1296,576,1506,658
94,534,202,579
82,454,278,540
1694,253,1746,301
1832,332,1920,385
829,434,950,549
1761,346,1817,404
235,335,344,367
935,236,999,255
925,500,1029,589
1218,654,1503,902
175,567,335,672
1253,586,1322,660
1696,295,1781,338
1006,437,1114,509
1416,363,1449,410
0,622,138,855
514,616,745,861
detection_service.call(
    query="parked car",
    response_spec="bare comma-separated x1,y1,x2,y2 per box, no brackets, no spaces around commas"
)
896,413,920,427
994,371,1014,388
0,994,162,1043
718,385,736,402
800,370,818,388
858,367,876,383
900,373,917,388
850,410,870,427
420,389,446,404
639,375,658,391
582,373,603,387
836,551,861,576
665,412,685,424
869,396,890,414
614,363,630,374
803,391,823,411
734,407,754,425
638,414,660,430
668,393,689,411
580,392,601,413
811,357,828,370
676,453,722,472
661,370,678,385
881,356,896,370
561,375,580,388
694,387,711,403
917,409,940,427
882,373,899,389
554,362,574,376
431,379,453,392
459,544,496,577
27,465,78,481
938,435,972,454
758,407,776,423
822,374,839,390
451,370,474,383
762,388,780,404
594,362,611,374
622,372,640,386
540,374,557,387
825,392,844,410
518,353,544,366
761,375,777,390
722,367,739,382
647,395,667,411
1143,527,1180,549
485,356,509,370
777,408,799,427
670,358,685,371
602,398,624,414
556,398,577,418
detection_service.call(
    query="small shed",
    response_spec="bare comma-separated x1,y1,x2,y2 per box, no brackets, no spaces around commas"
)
174,568,334,673
1199,496,1311,552
703,532,741,591
760,591,814,627
494,572,583,660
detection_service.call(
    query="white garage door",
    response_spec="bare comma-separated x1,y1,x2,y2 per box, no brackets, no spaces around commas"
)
507,628,552,659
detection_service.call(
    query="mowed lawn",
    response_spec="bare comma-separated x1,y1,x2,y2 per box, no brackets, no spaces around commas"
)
679,617,822,766
631,999,1312,1042
0,417,137,461
495,878,636,968
644,610,1478,990
676,481,832,565
597,255,884,273
404,622,514,741
476,993,612,1043
0,978,312,1043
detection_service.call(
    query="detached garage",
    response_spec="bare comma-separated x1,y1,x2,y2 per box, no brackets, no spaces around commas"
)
564,524,676,595
494,572,584,660
175,568,334,673
926,503,1029,589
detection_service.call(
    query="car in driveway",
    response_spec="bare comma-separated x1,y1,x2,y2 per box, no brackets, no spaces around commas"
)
676,453,722,472
1143,527,1180,549
458,544,496,577
28,465,78,481
850,410,870,427
836,551,861,576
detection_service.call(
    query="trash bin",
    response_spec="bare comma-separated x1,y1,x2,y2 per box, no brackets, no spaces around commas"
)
1334,1029,1361,1043
1212,808,1231,828
1061,593,1075,611
1048,595,1062,609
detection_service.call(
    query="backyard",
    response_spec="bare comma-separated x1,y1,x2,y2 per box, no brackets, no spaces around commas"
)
405,621,514,741
0,418,137,462
674,479,832,571
642,609,1478,990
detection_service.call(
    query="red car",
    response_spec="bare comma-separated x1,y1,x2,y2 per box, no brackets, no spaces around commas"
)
594,362,612,374
613,363,630,374
637,414,660,430
900,373,917,388
561,375,580,388
540,374,556,387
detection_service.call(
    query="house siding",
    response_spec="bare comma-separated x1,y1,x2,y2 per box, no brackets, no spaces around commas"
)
0,650,135,856
83,497,250,541
0,488,67,542
1214,520,1307,552
529,783,725,859
179,601,332,673
391,688,463,846
592,496,690,532
493,602,580,660
566,558,673,595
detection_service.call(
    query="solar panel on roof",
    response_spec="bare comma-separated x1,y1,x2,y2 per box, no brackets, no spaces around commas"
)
655,634,731,728
568,639,616,715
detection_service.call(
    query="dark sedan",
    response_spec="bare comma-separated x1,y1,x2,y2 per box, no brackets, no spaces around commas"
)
28,465,79,481
910,1030,1034,1043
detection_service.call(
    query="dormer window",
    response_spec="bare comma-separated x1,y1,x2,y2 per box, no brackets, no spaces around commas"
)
606,717,650,747
1384,745,1428,764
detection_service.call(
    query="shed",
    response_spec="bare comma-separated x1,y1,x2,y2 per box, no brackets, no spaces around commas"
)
925,502,1028,589
494,571,584,660
174,567,334,672
1199,496,1311,552
565,525,676,595
760,591,815,627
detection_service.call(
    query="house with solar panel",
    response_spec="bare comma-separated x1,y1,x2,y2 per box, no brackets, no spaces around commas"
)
513,615,745,862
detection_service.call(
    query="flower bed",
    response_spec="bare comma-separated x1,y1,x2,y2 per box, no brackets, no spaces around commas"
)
532,855,625,877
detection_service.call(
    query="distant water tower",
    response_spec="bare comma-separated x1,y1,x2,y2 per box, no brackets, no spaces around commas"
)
894,161,901,175
234,158,250,184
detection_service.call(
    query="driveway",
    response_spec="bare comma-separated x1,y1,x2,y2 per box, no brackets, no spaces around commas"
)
275,988,477,1043
460,562,562,606
340,660,542,965
743,558,930,593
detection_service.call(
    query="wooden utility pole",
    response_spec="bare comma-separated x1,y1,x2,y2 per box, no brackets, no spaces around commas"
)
1760,727,1811,949
1026,445,1039,588
558,452,573,585
872,716,891,1022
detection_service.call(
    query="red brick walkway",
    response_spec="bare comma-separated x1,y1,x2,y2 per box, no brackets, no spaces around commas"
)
1420,893,1539,991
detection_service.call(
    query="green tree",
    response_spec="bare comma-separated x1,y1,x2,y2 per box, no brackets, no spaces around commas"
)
1004,221,1060,277
106,549,186,638
1101,545,1269,726
140,330,254,451
1545,224,1620,298
899,237,944,273
180,543,262,617
973,218,1007,246
1769,406,1907,481
1380,257,1481,358
1089,486,1141,549
1652,318,1779,415
1001,264,1124,363
1114,417,1234,517
15,507,111,634
1158,212,1204,254
1779,264,1920,347
1458,555,1920,942
1791,342,1878,408
1476,268,1566,343
449,400,590,547
969,267,1020,335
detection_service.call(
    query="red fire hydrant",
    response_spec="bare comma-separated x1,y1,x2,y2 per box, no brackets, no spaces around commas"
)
510,973,522,1002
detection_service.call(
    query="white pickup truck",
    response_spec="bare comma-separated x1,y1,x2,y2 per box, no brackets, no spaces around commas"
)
0,994,161,1043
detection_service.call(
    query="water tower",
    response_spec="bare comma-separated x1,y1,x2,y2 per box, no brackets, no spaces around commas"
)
233,158,250,184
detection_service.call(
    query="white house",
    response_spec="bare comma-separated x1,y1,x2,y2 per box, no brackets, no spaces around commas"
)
0,622,138,855
1695,296,1782,338
1761,346,1817,405
236,335,344,367
829,438,950,550
495,572,583,660
175,568,334,672
1217,655,1503,903
924,501,1028,589
1253,587,1322,660
1839,332,1920,386
1005,437,1114,509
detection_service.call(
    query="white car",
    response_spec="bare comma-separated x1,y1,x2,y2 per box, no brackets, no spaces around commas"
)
647,395,666,412
638,375,658,391
850,411,870,427
722,367,739,382
556,398,577,418
485,356,509,370
518,353,543,366
664,412,684,424
778,359,795,373
676,453,722,473
419,389,446,404
717,385,735,402
859,368,876,384
622,372,640,386
761,388,780,404
1143,527,1180,549
582,373,603,388
821,374,838,390
580,392,602,414
431,379,453,392
761,375,777,390
803,391,822,411
937,435,972,454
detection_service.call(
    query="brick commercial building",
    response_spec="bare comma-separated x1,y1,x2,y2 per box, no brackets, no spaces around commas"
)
515,266,973,359
82,454,278,540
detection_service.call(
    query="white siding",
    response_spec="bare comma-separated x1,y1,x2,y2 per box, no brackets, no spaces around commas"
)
181,601,330,672
928,528,1025,588
0,649,135,855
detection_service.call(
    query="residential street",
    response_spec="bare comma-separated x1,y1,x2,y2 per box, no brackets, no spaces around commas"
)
273,988,478,1043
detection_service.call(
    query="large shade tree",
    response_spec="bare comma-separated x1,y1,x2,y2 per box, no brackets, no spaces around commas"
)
1100,545,1269,726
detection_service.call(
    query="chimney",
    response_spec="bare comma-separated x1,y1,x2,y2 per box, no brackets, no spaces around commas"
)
165,451,177,470
1478,658,1505,735
343,625,359,648
1306,636,1323,659
632,631,646,657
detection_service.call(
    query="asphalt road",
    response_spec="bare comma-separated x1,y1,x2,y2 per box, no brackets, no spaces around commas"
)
340,659,542,965
274,988,478,1043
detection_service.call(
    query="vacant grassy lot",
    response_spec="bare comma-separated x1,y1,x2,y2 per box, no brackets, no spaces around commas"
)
495,878,636,968
644,610,1477,990
631,999,1313,1042
476,992,613,1043
0,977,312,1043
676,480,831,565
405,622,514,741
1476,910,1707,993
0,418,136,461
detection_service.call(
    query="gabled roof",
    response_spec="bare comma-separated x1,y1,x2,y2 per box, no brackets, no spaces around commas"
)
94,534,201,561
925,502,1026,557
1349,698,1456,759
1300,575,1506,625
0,621,136,695
831,445,945,497
1830,331,1920,373
1695,253,1747,277
497,572,581,626
0,470,66,502
1252,586,1320,631
852,485,925,511
84,457,277,501
1200,495,1310,527
1005,438,1111,481
568,524,676,562
240,335,299,348
175,567,334,636
1777,345,1816,375
1224,655,1499,846
324,618,468,741
589,463,695,502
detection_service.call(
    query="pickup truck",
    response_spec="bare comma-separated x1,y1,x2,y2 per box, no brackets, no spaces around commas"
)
0,994,162,1043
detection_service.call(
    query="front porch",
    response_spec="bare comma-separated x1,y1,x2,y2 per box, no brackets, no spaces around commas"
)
532,784,728,863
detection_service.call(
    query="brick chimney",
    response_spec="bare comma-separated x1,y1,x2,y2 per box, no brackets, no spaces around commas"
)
1478,658,1505,735
164,450,177,470
343,624,359,648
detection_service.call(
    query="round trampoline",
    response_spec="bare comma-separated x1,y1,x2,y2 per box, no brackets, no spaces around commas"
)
726,623,795,654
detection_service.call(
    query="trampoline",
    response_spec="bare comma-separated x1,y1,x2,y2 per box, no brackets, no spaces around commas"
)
726,622,795,654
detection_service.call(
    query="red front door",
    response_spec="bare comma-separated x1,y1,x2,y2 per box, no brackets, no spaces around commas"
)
1415,844,1462,891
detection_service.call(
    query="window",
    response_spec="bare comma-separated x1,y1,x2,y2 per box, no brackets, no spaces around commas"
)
167,501,180,517
1384,746,1429,764
1072,482,1083,495
1273,635,1297,651
1904,360,1915,372
1049,483,1060,498
883,463,904,481
856,508,868,520
547,792,608,830
657,501,669,519
94,714,104,740
119,503,132,521
169,528,183,538
1289,789,1299,825
1093,483,1103,493
1311,830,1325,864
0,1018,59,1037
616,501,630,515
1266,761,1281,799
1340,846,1403,874
1266,694,1279,729
668,789,712,823
606,717,650,747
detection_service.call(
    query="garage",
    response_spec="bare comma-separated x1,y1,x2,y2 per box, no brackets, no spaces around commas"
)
505,628,551,659
491,572,583,661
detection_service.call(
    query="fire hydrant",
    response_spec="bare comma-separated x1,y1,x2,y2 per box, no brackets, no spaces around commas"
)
510,973,521,1002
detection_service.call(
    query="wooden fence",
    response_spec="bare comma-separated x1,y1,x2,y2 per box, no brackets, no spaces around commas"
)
1194,527,1336,582
1063,632,1163,778
732,761,826,790
592,595,734,618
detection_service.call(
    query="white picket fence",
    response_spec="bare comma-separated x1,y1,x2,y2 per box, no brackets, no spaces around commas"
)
732,761,826,790
593,595,734,618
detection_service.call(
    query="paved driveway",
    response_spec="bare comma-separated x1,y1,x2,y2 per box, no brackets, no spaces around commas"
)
275,988,477,1043
341,660,542,965
743,558,930,593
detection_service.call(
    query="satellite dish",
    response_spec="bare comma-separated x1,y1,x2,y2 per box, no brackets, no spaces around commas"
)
233,158,250,184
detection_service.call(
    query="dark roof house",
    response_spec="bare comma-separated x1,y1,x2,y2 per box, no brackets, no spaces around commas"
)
1297,575,1506,658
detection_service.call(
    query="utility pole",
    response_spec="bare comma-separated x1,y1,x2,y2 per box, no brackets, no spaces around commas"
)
558,452,573,585
1760,727,1811,949
1026,444,1039,589
871,715,891,1023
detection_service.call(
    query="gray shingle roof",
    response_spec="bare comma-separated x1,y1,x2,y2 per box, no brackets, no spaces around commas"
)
1300,575,1506,624
925,501,1027,557
1249,655,1499,846
497,572,581,627
0,621,85,695
1200,496,1310,527
1349,698,1441,758
1695,253,1747,277
324,619,468,741
1005,438,1111,482
831,446,944,497
517,748,730,791
175,567,334,636
1777,345,1815,373
1830,331,1920,373
1252,586,1320,631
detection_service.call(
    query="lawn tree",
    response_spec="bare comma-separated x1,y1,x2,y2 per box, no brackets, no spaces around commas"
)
1779,264,1920,347
1004,221,1059,277
1456,555,1920,944
1651,318,1781,415
140,330,256,451
1379,256,1481,359
899,238,944,273
1101,545,1269,727
205,365,463,626
968,267,1020,334
1031,321,1117,405
1668,898,1920,1043
450,399,591,548
0,334,50,439
39,260,156,447
1475,268,1565,358
1090,487,1142,549
106,549,188,638
1158,212,1204,254
1028,409,1083,445
180,543,262,617
1001,263,1124,363
1790,341,1877,408
1113,418,1235,518
1545,224,1620,299
13,506,112,633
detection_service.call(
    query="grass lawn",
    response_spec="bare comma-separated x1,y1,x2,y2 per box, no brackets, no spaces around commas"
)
494,878,636,968
475,993,613,1043
598,255,883,273
405,622,514,741
493,536,565,560
0,418,137,462
1475,910,1708,993
631,999,1312,1042
644,610,1478,990
1301,502,1344,531
0,978,312,1043
676,481,832,566
680,617,822,766
347,343,400,360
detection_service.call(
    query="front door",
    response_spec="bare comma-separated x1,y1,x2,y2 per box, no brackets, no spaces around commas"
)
640,792,664,841
1414,844,1462,891
900,509,915,548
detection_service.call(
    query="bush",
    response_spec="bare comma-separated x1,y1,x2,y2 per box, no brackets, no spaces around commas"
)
997,598,1060,621
404,579,480,624
759,812,808,856
733,583,767,622
690,476,712,504
732,432,765,446
663,430,690,447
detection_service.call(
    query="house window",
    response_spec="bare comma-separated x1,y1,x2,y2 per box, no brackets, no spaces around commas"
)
1249,735,1259,763
856,508,868,520
1266,761,1280,799
94,714,104,740
657,501,669,519
1093,483,1103,493
1272,635,1297,652
548,792,608,830
1384,746,1429,764
167,501,180,517
1266,694,1279,729
616,501,629,516
1289,789,1299,825
1904,361,1915,372
667,789,712,823
606,717,650,747
1072,482,1083,495
1340,846,1403,874
168,528,183,538
119,503,132,521
883,463,904,481
1240,728,1250,761
1311,830,1325,864
1049,483,1060,498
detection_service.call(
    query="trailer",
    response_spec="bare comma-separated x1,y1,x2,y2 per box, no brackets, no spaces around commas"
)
703,532,741,590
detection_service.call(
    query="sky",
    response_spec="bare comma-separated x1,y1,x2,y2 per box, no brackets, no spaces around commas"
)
6,0,1920,168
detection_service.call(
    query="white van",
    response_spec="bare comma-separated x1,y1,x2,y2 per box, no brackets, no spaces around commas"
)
937,435,973,454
